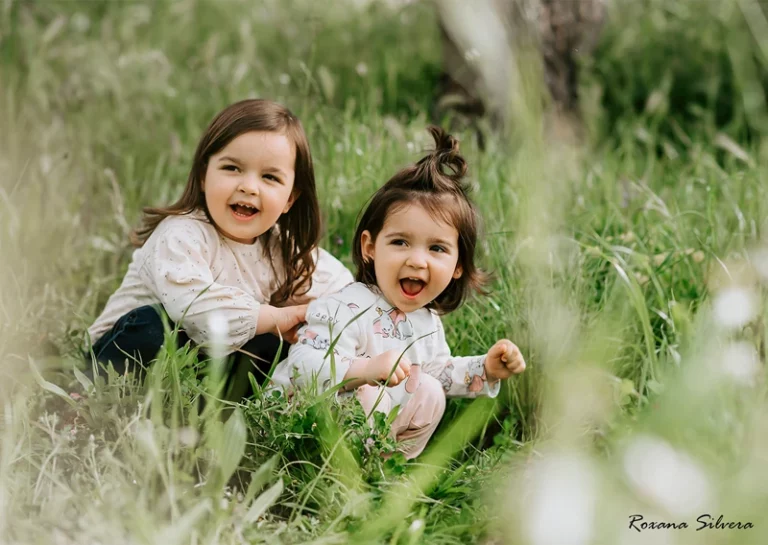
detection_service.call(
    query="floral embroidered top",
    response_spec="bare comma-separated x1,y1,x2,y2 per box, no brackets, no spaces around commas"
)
87,211,354,355
271,282,500,401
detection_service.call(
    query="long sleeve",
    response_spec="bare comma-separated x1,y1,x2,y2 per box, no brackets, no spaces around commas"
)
275,294,367,392
137,221,260,354
420,317,500,399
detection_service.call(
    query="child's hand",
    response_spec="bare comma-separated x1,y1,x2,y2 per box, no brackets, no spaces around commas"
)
365,349,412,387
484,340,526,383
257,304,308,344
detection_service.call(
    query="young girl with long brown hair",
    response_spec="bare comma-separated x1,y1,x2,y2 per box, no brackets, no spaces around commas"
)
271,126,526,459
88,99,353,391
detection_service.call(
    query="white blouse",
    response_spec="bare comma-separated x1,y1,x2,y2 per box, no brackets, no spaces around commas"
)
88,211,354,354
271,282,500,404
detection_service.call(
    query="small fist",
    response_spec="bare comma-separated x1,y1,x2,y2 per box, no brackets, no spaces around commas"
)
366,349,412,387
485,339,526,382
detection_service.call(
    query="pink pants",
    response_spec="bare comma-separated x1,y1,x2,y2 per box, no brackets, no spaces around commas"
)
356,367,447,459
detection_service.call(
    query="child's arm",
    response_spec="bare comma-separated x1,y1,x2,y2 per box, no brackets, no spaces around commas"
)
138,222,269,354
421,318,525,399
276,295,364,392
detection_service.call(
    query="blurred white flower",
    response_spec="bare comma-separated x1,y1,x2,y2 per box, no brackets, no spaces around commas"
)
355,62,369,76
526,453,596,545
409,519,423,533
334,142,344,152
721,341,760,386
207,312,228,361
279,73,291,85
713,286,757,329
623,435,713,517
71,13,90,33
178,426,200,447
355,148,363,156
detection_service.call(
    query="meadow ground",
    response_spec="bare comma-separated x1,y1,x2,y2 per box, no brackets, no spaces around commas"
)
2,0,768,543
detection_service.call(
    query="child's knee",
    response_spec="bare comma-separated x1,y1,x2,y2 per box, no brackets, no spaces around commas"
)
357,384,391,415
414,374,447,421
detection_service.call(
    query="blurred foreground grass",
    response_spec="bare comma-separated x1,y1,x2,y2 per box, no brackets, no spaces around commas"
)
2,0,768,543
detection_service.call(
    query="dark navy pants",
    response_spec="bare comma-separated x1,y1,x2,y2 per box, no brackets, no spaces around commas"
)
89,305,288,398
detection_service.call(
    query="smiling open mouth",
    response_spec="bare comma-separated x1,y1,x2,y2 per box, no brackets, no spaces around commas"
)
230,203,259,218
400,278,425,297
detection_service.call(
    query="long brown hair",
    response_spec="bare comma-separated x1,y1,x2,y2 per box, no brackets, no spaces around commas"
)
132,99,321,305
352,125,489,314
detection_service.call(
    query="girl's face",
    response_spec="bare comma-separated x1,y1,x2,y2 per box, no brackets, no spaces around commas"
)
361,203,463,313
202,131,297,244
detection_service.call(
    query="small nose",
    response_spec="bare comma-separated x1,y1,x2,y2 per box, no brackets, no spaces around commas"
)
405,248,428,269
238,174,260,195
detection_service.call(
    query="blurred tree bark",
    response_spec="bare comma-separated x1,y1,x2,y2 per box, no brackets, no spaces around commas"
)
434,0,606,146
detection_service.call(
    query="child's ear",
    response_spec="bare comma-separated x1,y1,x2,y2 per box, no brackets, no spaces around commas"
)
360,230,375,262
452,264,463,279
282,190,300,214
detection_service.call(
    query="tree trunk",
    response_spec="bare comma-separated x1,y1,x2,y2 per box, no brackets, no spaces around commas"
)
434,0,606,144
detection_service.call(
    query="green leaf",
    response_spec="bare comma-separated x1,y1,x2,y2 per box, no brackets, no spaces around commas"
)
218,408,247,484
244,479,283,524
646,379,664,394
29,357,76,407
316,65,335,102
73,366,93,392
243,455,279,505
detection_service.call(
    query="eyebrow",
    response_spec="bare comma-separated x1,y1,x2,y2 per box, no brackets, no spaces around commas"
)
385,231,456,247
262,166,290,177
218,156,243,165
217,157,289,177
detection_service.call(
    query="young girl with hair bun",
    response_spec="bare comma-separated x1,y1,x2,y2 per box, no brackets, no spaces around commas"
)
272,126,526,458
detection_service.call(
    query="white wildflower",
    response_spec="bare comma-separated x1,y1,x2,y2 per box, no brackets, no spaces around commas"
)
71,13,90,32
409,519,423,533
721,341,760,386
207,312,228,361
623,435,713,517
713,286,757,329
526,453,596,545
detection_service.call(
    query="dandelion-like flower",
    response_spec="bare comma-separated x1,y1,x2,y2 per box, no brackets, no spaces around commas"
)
713,286,757,330
623,435,713,517
525,453,596,545
409,519,423,533
207,312,228,362
721,341,760,386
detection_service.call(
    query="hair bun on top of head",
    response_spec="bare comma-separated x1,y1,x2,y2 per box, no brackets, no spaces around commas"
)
414,125,468,190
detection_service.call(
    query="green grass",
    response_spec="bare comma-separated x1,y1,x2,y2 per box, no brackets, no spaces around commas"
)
3,0,768,543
